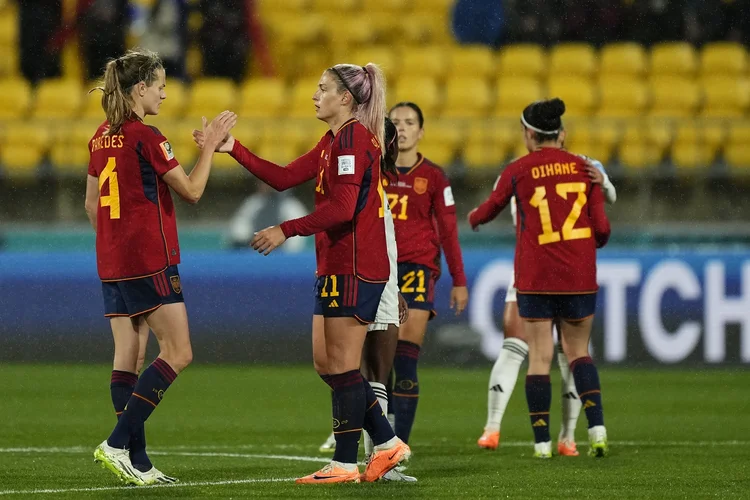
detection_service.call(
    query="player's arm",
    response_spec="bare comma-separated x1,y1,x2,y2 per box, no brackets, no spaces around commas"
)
468,167,514,229
228,139,321,191
588,184,611,248
84,174,98,231
433,173,467,287
162,111,237,203
582,157,617,204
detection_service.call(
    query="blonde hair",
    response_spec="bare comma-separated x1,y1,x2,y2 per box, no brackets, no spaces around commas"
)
327,62,386,153
90,49,163,135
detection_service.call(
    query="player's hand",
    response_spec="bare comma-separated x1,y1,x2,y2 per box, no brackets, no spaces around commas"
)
398,293,409,325
468,209,479,232
250,225,287,256
584,161,604,185
450,286,469,315
195,111,236,152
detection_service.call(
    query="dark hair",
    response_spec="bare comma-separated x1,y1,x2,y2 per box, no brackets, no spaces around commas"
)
521,98,565,142
89,49,163,135
382,117,399,181
389,101,424,128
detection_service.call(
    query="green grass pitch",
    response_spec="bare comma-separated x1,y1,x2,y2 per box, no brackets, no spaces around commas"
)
2,364,749,498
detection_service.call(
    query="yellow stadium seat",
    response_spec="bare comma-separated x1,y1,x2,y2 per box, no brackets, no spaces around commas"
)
160,80,187,118
549,43,597,79
643,118,673,158
547,77,596,118
671,142,713,171
566,120,620,160
648,77,700,118
50,143,90,175
418,143,455,167
650,42,698,77
398,47,447,79
31,79,83,119
311,0,358,13
448,46,496,80
700,42,747,76
0,11,16,47
1,122,50,150
264,14,324,47
597,78,648,118
287,78,321,118
1,145,42,177
565,139,614,166
724,143,750,170
238,79,286,118
351,47,398,81
362,0,406,12
412,0,453,13
422,119,464,159
391,77,441,117
494,77,543,118
442,77,492,118
498,45,546,79
326,18,377,48
700,77,750,117
463,122,514,170
619,142,660,169
600,43,647,78
257,140,299,166
728,120,750,144
185,79,236,119
256,0,310,17
397,14,452,45
0,78,31,119
0,46,19,78
672,122,725,156
81,86,105,120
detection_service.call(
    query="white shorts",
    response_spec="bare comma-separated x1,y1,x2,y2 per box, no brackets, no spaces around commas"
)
368,278,399,331
505,269,517,303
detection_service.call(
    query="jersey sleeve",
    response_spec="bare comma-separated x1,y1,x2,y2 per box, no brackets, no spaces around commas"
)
469,163,515,228
327,127,374,188
87,138,96,176
432,170,467,286
141,129,180,176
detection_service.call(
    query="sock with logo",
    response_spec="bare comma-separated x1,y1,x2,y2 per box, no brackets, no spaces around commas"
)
570,356,604,428
392,340,420,443
110,370,153,471
525,374,551,443
485,338,528,432
327,370,366,465
107,358,177,451
363,380,394,456
557,344,582,441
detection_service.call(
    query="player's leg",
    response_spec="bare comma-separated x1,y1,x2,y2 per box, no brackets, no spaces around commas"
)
518,294,555,458
392,310,428,444
361,324,398,455
554,320,581,456
479,296,529,450
312,314,338,453
128,319,157,471
559,294,607,457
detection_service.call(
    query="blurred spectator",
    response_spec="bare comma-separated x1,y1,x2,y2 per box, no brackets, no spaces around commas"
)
557,0,626,46
227,182,307,252
199,0,250,82
452,0,504,48
622,0,685,46
139,0,189,80
79,0,127,80
503,0,562,46
19,0,62,83
684,0,750,46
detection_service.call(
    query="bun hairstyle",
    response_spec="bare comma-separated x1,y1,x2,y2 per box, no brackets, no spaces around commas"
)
521,98,566,142
381,117,399,181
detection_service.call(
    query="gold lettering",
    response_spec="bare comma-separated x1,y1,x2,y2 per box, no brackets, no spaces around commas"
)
545,164,554,176
570,162,578,174
532,167,540,179
554,163,562,175
562,163,570,174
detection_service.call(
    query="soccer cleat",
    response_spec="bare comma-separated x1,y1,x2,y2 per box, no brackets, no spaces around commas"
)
533,441,552,458
318,432,336,453
138,466,179,485
93,440,146,486
381,468,418,482
477,429,500,450
557,440,580,457
295,462,360,484
588,426,609,457
362,439,411,482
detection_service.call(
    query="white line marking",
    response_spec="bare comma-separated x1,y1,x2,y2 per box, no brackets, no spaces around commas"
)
0,477,295,496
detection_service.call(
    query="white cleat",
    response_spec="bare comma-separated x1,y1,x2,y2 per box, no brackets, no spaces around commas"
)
533,441,552,459
319,432,336,453
382,468,418,482
93,440,145,486
138,466,179,485
588,425,609,457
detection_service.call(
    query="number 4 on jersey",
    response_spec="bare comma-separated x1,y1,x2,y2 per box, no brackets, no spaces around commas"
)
99,157,121,219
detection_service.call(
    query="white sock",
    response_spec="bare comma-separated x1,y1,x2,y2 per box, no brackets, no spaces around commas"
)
557,344,581,442
364,381,389,458
330,460,358,471
485,338,528,432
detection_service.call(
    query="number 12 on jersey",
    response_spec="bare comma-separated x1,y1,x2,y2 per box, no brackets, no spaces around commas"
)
99,157,120,219
529,182,591,245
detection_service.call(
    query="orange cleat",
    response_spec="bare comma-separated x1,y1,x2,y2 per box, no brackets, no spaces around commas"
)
477,429,500,450
362,440,411,482
295,463,360,484
557,440,580,457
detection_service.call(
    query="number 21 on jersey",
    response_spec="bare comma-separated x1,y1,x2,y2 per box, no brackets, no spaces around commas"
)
99,157,120,219
529,182,590,245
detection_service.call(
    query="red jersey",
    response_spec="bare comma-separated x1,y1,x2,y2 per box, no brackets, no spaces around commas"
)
230,119,389,282
383,154,467,286
469,148,610,294
88,119,181,281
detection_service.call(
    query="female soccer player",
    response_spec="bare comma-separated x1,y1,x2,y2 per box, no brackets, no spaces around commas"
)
470,98,611,459
386,102,469,445
478,145,617,456
194,63,410,484
86,49,236,486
